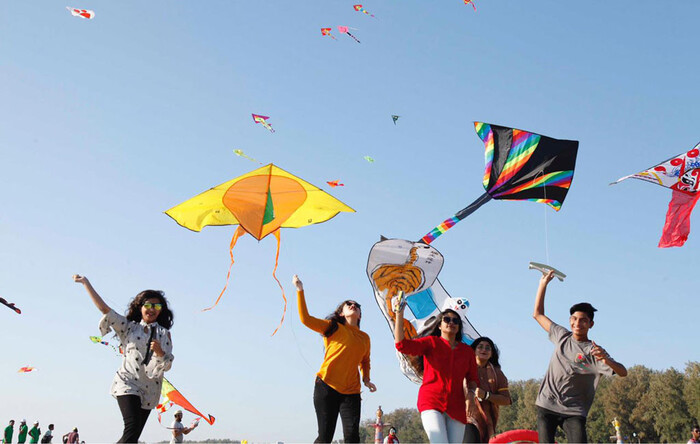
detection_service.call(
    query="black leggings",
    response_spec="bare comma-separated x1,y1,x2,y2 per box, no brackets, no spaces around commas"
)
116,395,152,443
463,423,480,443
313,377,361,443
536,406,587,443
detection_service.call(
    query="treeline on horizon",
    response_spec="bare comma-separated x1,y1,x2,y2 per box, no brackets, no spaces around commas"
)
357,362,700,443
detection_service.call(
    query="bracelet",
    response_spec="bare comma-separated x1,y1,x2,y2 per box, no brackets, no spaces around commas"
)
485,391,491,401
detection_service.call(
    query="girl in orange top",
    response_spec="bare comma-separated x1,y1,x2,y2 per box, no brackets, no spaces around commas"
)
293,275,376,443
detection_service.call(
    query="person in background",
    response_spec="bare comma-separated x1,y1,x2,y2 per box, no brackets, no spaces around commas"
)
383,427,399,444
62,429,78,444
40,425,53,444
688,424,700,444
27,423,40,444
16,421,27,444
169,410,198,444
3,420,14,444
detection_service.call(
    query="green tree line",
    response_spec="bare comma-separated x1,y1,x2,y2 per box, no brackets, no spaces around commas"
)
361,362,700,443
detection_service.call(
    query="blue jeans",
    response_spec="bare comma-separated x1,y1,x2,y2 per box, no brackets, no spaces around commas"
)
536,406,587,443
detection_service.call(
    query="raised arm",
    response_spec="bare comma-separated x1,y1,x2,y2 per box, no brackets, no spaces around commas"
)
394,295,406,343
73,275,110,314
293,275,329,334
533,270,555,333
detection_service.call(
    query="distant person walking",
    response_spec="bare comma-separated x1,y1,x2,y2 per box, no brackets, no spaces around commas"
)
61,429,78,444
169,410,198,444
40,425,53,444
27,423,40,444
3,420,14,444
533,270,627,443
74,274,175,443
17,421,27,444
383,427,399,444
294,275,376,444
688,424,700,444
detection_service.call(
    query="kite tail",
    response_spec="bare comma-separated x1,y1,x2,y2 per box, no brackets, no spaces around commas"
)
270,229,287,336
658,190,700,248
203,226,247,311
420,192,492,244
346,32,361,43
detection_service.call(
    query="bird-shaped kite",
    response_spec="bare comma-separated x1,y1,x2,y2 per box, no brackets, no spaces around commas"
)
66,7,94,19
612,142,700,247
353,4,375,17
166,164,354,334
1,297,21,314
338,26,361,43
464,0,477,11
321,28,337,40
251,114,275,133
327,180,344,188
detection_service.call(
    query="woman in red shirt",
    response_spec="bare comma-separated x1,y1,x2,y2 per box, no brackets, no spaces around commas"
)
394,300,478,443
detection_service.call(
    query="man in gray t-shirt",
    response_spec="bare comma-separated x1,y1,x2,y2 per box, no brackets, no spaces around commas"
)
533,270,627,443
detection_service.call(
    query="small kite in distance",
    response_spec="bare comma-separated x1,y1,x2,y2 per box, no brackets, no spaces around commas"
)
233,149,261,163
0,297,21,314
252,114,275,133
353,4,375,17
338,26,361,43
66,7,94,19
392,115,400,125
464,0,477,11
321,28,337,40
327,180,345,188
364,156,375,163
18,367,37,373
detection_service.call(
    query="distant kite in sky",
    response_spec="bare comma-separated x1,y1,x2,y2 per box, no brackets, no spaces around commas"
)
0,297,21,314
464,0,477,11
338,26,361,43
233,149,261,164
392,115,400,125
612,142,700,248
251,114,275,133
157,378,215,426
364,155,375,163
421,122,578,244
89,335,123,355
166,164,354,334
18,367,37,373
327,180,344,188
353,4,375,17
66,7,94,19
321,28,337,40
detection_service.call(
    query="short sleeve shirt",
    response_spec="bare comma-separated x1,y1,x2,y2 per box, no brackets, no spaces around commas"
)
536,322,614,416
99,309,174,409
169,421,184,444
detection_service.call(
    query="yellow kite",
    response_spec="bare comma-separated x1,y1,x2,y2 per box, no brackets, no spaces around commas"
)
166,164,355,334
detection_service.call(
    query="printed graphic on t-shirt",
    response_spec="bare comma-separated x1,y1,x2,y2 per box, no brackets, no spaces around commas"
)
570,352,594,373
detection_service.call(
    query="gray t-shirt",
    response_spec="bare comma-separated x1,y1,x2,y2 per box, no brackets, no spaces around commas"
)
536,322,613,416
169,421,184,444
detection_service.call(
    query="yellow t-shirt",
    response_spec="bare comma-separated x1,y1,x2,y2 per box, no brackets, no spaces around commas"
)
297,290,371,394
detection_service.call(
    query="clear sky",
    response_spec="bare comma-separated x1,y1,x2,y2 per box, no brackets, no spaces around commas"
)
1,0,699,442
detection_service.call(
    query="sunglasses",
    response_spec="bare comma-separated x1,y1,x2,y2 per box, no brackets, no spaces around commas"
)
346,301,361,309
442,316,460,325
143,302,163,310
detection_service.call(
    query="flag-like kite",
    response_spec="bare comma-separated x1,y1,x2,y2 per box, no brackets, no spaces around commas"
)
0,297,21,314
18,367,37,373
165,164,354,334
321,28,337,40
421,122,578,244
157,377,215,426
353,4,375,17
66,7,94,19
612,142,700,247
251,114,275,133
327,180,344,188
464,0,477,11
338,26,361,43
392,115,400,125
233,149,261,164
364,155,375,163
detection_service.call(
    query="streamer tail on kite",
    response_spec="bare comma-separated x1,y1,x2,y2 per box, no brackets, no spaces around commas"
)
0,297,21,314
421,122,578,244
251,114,275,133
353,4,375,17
464,0,477,11
612,142,700,247
165,164,354,334
159,378,215,426
233,149,261,164
338,26,361,43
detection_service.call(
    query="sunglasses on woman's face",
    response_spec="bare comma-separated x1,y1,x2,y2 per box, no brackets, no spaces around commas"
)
143,303,163,310
346,302,361,309
442,316,460,325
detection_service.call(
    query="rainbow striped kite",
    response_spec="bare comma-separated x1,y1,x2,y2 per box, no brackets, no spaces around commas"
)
421,122,578,243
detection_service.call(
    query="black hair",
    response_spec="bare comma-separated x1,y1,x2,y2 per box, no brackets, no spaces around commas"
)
570,302,597,321
426,309,464,340
471,336,501,368
125,290,174,329
323,300,361,338
693,424,700,430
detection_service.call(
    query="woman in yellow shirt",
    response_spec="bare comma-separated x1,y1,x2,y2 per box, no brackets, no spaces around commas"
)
293,275,377,443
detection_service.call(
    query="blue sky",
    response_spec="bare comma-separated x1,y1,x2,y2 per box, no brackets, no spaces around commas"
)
1,0,699,442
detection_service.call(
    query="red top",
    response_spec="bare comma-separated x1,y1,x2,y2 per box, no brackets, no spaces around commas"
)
396,336,478,423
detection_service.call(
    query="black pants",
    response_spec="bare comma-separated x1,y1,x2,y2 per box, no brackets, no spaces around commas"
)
117,395,152,443
463,423,480,443
313,377,361,443
536,406,587,443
